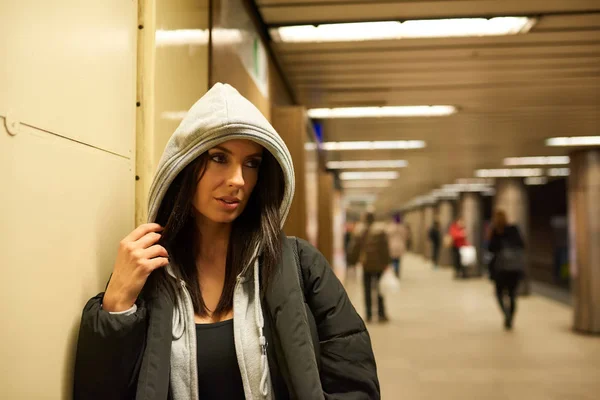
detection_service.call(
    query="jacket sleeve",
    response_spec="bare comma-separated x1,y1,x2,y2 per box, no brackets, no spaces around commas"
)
73,292,148,400
297,239,381,399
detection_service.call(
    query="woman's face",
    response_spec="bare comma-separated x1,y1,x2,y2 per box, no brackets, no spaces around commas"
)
193,139,263,224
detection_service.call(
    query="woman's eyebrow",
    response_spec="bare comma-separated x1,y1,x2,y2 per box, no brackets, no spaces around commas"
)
211,146,262,158
211,145,232,155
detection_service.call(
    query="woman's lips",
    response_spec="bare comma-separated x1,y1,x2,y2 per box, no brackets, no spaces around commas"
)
216,197,241,210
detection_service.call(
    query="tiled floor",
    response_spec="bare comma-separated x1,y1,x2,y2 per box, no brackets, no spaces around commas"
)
344,253,600,400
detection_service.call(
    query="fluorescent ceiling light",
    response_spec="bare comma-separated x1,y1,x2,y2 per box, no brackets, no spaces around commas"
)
327,160,408,169
156,29,209,46
442,183,493,192
504,156,570,166
155,28,242,47
344,194,378,203
272,17,535,43
432,190,459,199
412,195,436,206
308,106,456,119
546,136,600,147
340,171,399,180
456,178,495,185
475,168,543,178
321,140,426,151
549,168,570,177
525,177,548,186
342,181,391,188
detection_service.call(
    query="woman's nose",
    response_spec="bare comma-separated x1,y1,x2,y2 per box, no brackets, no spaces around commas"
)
227,164,245,188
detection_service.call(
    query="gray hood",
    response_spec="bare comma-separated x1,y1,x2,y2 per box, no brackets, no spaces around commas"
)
146,83,295,400
147,82,295,226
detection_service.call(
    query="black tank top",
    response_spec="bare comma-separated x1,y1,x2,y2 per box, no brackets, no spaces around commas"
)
195,320,245,399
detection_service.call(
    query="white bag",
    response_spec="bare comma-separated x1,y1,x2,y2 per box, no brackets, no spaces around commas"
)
460,245,477,266
379,268,400,296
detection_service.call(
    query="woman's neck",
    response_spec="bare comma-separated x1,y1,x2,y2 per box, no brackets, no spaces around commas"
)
194,214,231,266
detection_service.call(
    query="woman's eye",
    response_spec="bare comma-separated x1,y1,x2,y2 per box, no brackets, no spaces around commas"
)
210,153,227,163
245,158,262,169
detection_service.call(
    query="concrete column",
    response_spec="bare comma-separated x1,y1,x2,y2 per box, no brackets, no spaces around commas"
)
460,192,483,273
317,171,334,265
415,207,425,256
437,200,456,266
423,205,435,260
404,209,417,253
569,149,600,334
494,178,530,293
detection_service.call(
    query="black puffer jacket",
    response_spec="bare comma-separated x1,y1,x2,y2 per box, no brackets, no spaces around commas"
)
73,237,380,399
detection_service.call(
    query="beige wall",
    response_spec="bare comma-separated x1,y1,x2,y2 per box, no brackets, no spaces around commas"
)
136,0,210,225
211,0,270,118
0,1,137,398
210,0,294,117
318,172,335,264
272,106,317,242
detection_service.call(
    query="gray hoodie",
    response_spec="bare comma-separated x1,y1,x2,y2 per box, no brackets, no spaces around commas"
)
146,83,295,399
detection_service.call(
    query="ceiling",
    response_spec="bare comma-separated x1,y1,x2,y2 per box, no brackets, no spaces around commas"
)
256,0,600,211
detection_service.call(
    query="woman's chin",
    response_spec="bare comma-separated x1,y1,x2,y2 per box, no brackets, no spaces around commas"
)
209,209,241,224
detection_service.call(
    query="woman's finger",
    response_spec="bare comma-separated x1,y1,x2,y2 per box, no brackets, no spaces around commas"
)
124,223,163,243
143,245,169,260
136,231,163,249
147,257,170,271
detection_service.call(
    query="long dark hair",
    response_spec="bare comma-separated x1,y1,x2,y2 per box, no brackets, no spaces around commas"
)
151,147,286,318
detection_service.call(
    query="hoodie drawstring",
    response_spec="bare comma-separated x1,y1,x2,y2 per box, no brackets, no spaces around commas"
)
253,258,270,397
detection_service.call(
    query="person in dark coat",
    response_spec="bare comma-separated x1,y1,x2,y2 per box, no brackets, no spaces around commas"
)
73,84,379,399
347,212,391,323
488,210,525,330
428,220,441,269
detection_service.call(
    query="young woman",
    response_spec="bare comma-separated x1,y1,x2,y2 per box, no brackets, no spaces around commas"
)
449,217,468,279
488,210,525,330
73,83,379,399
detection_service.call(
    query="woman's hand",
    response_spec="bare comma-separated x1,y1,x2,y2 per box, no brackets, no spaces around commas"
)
102,223,169,312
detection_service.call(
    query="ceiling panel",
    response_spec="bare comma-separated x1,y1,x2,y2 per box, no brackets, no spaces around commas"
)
285,57,600,76
274,30,600,53
260,0,600,25
256,0,600,210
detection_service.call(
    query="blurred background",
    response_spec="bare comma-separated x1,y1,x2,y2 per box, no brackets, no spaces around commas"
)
1,0,599,398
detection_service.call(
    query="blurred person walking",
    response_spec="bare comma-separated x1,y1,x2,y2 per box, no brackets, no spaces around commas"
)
488,210,526,330
428,220,441,268
449,217,468,279
387,213,406,278
348,212,391,323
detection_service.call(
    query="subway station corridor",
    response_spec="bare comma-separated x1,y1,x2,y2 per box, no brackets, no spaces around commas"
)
345,255,600,400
